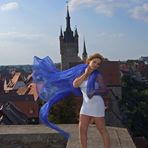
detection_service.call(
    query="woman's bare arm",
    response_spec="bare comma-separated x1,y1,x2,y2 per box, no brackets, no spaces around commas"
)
72,73,88,88
73,66,93,88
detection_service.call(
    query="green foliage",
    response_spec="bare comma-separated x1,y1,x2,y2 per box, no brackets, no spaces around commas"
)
126,60,138,65
48,94,79,124
120,75,148,139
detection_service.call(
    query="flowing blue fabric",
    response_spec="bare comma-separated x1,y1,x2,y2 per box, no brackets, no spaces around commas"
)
32,56,100,138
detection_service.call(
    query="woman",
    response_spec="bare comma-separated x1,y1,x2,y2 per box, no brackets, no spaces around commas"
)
73,53,110,148
32,53,110,145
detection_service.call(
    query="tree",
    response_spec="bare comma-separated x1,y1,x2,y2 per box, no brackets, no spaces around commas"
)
120,75,148,140
49,94,79,124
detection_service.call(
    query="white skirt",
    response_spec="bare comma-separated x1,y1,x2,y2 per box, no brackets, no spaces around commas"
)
79,80,105,117
80,94,105,117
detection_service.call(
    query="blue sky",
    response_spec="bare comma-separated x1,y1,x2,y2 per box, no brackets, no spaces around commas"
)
0,0,148,65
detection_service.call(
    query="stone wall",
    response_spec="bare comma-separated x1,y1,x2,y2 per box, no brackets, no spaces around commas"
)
0,125,67,148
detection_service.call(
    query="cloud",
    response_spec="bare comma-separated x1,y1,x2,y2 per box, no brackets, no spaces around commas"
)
0,2,18,11
69,0,147,17
129,3,148,22
97,32,125,38
0,32,43,40
69,0,128,16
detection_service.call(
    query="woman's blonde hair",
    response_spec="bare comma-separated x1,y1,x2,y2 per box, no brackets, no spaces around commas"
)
86,53,104,64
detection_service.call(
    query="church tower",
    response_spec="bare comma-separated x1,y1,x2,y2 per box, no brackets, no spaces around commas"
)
82,40,88,63
59,5,81,70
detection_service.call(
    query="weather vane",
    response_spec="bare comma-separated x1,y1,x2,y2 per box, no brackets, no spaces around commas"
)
66,1,69,7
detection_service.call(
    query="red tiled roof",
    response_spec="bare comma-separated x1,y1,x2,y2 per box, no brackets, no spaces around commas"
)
7,72,21,88
28,83,38,101
17,86,28,95
17,83,38,101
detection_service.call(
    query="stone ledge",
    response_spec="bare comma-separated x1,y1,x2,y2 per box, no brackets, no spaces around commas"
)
0,124,136,148
0,125,67,148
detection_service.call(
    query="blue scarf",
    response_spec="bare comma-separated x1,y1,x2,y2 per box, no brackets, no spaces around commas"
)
32,56,99,138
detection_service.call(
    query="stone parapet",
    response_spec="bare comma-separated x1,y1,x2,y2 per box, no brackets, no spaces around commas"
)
0,125,67,148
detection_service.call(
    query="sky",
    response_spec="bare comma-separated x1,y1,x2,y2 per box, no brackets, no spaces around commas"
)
0,0,148,65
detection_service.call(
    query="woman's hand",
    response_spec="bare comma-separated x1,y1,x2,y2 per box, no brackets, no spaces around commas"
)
73,66,93,88
84,66,93,77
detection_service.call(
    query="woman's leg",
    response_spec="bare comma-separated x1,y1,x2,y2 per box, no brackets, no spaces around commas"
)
79,114,91,148
94,117,110,148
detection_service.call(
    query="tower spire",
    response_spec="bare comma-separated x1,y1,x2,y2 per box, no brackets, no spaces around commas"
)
60,26,63,37
82,39,88,62
75,25,78,37
66,1,71,30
